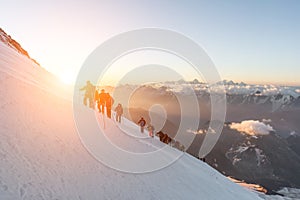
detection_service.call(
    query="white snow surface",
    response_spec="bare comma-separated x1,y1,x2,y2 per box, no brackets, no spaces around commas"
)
0,42,263,199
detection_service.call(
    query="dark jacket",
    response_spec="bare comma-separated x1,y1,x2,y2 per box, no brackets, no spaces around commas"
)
138,118,146,127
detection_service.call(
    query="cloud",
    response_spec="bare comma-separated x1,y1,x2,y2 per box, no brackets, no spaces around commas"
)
229,120,275,136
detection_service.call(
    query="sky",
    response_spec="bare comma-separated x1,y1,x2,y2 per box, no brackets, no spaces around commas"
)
1,0,300,85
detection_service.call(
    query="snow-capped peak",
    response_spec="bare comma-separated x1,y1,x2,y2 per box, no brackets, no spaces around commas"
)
0,28,39,66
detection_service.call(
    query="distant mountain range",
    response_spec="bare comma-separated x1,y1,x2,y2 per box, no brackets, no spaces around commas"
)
156,79,300,97
114,82,300,194
115,80,300,113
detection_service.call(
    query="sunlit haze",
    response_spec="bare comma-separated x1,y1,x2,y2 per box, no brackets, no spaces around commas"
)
99,50,203,86
1,0,300,85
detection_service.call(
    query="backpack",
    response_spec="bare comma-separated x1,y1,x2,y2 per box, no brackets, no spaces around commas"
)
140,119,145,127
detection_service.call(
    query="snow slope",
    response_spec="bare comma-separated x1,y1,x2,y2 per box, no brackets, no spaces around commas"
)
0,41,262,199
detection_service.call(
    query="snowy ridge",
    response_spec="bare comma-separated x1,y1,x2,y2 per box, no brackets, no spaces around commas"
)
147,79,300,98
0,28,39,66
118,80,300,112
0,35,263,199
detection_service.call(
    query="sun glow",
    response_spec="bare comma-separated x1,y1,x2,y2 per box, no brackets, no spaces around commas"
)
59,70,77,85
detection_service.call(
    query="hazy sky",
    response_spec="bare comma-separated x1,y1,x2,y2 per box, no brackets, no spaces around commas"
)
1,0,300,85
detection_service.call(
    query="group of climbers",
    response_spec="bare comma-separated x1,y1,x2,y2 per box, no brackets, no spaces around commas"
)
137,117,155,138
156,131,185,151
137,117,184,151
80,80,122,121
80,80,185,152
94,88,114,118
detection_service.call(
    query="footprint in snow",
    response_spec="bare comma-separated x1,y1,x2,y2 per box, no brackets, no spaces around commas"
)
0,181,8,192
19,184,27,198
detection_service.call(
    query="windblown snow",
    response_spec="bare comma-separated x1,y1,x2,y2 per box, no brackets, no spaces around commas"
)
0,41,263,199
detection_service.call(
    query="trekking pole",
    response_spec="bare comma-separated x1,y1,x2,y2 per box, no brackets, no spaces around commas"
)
103,111,106,129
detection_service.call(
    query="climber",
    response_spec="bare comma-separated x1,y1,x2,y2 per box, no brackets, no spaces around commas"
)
80,80,95,108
